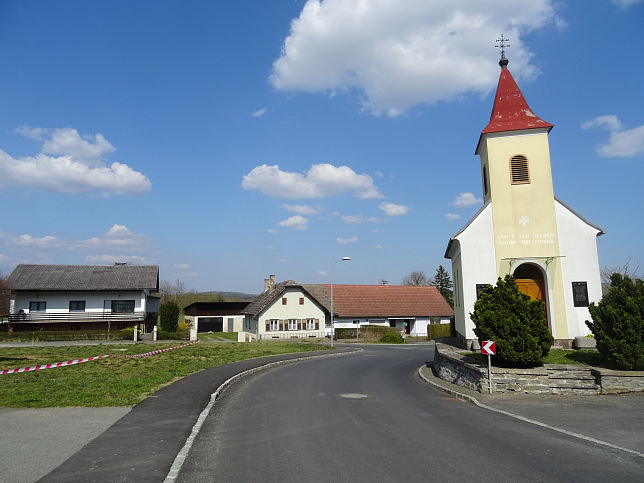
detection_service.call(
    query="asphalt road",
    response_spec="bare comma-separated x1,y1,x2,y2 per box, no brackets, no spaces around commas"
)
178,345,643,482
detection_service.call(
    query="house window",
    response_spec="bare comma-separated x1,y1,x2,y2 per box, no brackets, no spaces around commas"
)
299,297,304,305
476,284,492,299
29,301,46,312
572,282,589,307
270,319,279,331
282,297,287,305
306,318,316,330
510,155,530,184
111,300,135,313
288,319,298,330
69,301,86,312
482,165,489,196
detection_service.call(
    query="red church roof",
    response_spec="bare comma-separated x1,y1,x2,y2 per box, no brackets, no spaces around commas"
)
481,66,553,134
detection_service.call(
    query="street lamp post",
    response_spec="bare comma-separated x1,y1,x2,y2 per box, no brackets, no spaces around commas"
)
330,256,351,348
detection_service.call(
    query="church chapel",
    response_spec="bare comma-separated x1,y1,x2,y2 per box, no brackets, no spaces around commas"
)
445,48,604,349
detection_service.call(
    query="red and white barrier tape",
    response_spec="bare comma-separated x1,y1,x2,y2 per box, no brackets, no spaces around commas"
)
1,355,111,375
1,341,199,375
121,341,198,358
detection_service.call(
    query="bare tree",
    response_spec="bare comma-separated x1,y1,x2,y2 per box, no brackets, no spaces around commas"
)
601,257,641,284
402,271,430,286
159,278,186,303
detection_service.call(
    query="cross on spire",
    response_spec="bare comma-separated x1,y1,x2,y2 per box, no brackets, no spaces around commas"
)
495,34,510,68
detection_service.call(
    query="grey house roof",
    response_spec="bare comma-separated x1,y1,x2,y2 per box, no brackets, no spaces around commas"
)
241,281,333,317
7,265,159,291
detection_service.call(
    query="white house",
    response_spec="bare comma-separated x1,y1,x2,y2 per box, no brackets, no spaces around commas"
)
241,276,453,340
6,264,159,333
445,53,604,349
242,279,328,340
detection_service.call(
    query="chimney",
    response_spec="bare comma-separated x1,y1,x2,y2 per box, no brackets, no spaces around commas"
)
264,279,270,293
269,274,275,290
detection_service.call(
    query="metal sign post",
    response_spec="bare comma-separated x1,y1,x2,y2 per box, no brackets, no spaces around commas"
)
481,340,496,394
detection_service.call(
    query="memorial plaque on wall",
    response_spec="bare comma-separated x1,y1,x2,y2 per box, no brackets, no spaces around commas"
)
572,281,589,307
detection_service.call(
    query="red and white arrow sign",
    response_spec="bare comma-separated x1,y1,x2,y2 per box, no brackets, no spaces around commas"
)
481,340,496,355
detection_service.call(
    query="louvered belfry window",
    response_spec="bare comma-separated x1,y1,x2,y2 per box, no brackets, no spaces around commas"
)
510,155,530,184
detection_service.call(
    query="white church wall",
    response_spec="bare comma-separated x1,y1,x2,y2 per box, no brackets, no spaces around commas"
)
555,201,603,338
452,204,497,341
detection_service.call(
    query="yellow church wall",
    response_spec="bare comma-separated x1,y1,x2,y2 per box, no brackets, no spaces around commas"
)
480,129,569,339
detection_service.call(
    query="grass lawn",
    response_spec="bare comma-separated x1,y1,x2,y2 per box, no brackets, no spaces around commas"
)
198,332,238,342
0,341,328,408
462,349,606,367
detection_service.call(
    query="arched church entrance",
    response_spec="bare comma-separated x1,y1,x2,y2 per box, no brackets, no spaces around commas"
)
513,263,549,327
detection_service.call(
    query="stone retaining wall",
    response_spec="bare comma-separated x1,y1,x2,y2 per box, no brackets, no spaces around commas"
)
433,342,644,395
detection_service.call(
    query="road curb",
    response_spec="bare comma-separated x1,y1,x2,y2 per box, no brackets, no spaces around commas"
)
164,348,362,482
417,364,644,458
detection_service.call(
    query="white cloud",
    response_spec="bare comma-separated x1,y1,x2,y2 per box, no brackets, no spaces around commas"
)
77,224,149,251
242,163,382,199
282,203,322,215
86,254,152,264
278,215,309,230
445,213,461,220
582,115,644,158
610,0,642,8
341,214,379,224
374,244,384,250
337,236,358,245
453,192,482,208
174,264,191,271
251,108,267,118
581,115,622,132
316,270,327,277
267,228,279,234
271,0,560,116
0,127,151,195
12,234,62,249
379,202,409,216
280,258,288,263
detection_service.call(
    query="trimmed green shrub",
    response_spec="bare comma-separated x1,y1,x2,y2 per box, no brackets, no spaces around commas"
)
157,330,177,340
334,328,359,339
472,275,553,367
119,328,135,340
587,274,643,370
358,325,400,342
380,333,405,344
159,301,180,333
427,323,452,340
0,330,122,342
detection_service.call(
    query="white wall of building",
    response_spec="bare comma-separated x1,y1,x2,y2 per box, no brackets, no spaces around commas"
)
555,201,604,338
12,290,147,314
254,287,327,338
186,314,245,333
449,204,497,341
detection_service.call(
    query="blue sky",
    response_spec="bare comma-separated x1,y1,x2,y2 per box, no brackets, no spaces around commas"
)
1,0,643,293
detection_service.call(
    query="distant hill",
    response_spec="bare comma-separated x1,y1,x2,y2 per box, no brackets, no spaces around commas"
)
201,291,258,301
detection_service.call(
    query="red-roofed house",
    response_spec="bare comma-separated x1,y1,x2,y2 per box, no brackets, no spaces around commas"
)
241,276,453,340
322,284,453,335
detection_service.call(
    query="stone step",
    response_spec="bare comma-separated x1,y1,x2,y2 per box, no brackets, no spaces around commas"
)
549,379,600,389
548,373,596,380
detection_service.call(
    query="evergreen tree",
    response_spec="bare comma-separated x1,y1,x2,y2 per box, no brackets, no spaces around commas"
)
472,275,552,367
587,274,643,370
432,265,454,307
159,301,180,333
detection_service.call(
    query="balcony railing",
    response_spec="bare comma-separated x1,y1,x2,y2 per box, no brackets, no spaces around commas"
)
7,311,147,324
